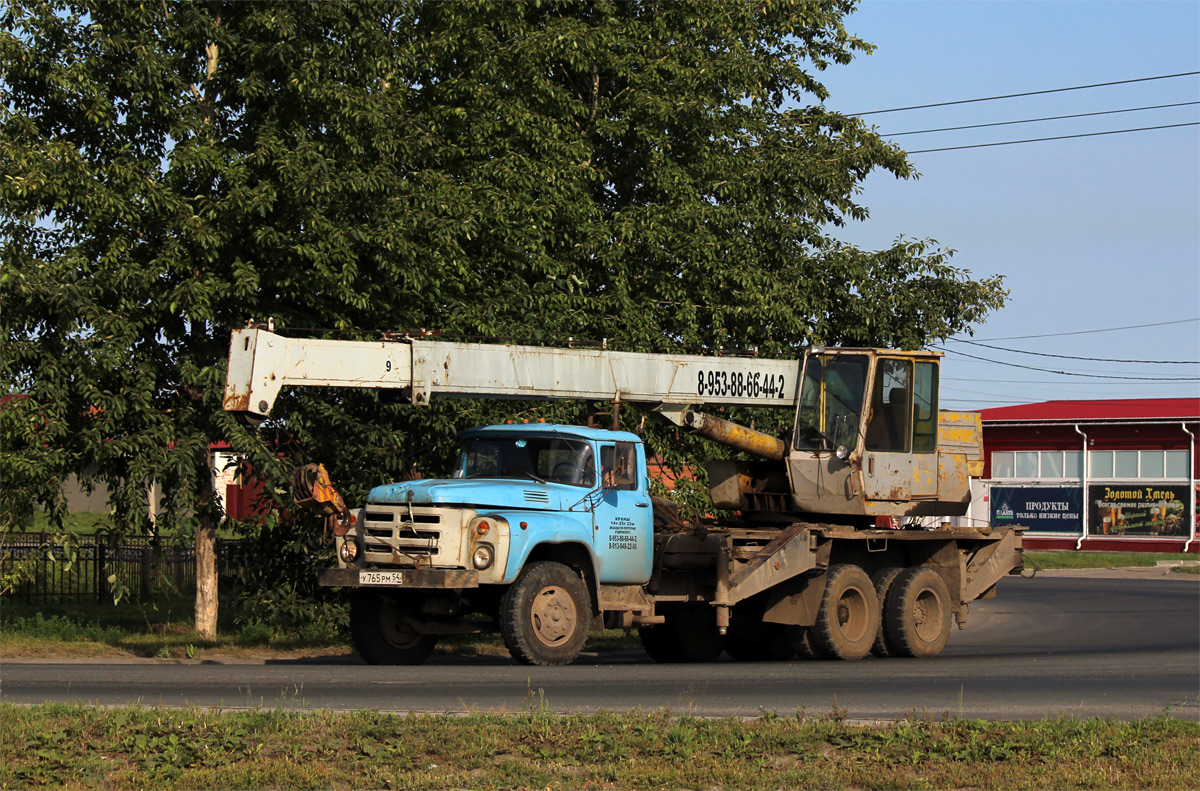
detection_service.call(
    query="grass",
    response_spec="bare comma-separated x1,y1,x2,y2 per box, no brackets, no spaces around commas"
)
0,597,353,660
1025,550,1199,570
0,596,639,660
0,704,1195,790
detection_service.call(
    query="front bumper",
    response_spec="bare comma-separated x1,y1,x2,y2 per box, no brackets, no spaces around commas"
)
319,567,480,589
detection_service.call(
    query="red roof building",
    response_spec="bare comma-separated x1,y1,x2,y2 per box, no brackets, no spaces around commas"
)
971,398,1199,553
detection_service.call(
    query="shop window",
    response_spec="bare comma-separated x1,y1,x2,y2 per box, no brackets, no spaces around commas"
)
1164,450,1188,479
1140,451,1165,479
992,452,1014,478
1089,451,1113,478
1113,450,1138,478
1041,452,1065,478
1062,451,1082,478
1015,451,1039,478
994,448,1184,481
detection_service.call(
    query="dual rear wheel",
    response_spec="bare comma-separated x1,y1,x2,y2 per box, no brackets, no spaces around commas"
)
640,562,954,664
809,563,953,660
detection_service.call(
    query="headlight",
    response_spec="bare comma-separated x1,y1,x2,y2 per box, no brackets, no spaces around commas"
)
472,543,494,570
339,538,359,564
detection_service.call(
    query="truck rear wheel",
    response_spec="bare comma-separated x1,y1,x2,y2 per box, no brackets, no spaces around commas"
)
810,564,879,661
884,566,953,658
726,599,798,661
350,592,438,665
870,567,904,658
500,561,590,665
638,621,686,663
792,627,819,660
671,603,726,662
638,603,725,662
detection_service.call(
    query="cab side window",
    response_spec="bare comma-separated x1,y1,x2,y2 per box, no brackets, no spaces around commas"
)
865,359,911,453
600,442,638,491
912,362,938,453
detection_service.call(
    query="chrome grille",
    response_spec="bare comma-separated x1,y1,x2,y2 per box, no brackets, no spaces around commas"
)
360,506,465,565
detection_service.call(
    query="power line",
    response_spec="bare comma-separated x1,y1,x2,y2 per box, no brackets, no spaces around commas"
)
882,101,1200,137
851,71,1200,116
950,317,1200,342
934,347,1200,381
947,338,1199,365
944,376,1200,386
906,122,1198,154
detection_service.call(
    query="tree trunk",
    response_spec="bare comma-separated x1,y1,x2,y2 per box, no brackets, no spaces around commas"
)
194,437,220,637
195,511,219,638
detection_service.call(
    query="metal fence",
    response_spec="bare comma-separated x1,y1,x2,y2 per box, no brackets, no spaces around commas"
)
0,533,250,603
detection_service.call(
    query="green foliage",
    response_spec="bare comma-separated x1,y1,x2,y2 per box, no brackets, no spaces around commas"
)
223,511,350,641
1,611,127,644
1,706,1195,790
1,0,1007,572
1027,551,1198,570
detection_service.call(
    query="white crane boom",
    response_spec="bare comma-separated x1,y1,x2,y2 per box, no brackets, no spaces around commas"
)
224,327,801,419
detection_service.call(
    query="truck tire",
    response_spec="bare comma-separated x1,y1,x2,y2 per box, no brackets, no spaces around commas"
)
810,564,879,661
671,602,727,662
870,567,905,658
500,561,591,666
638,622,686,663
725,599,798,661
792,627,819,660
884,566,953,658
639,603,725,662
350,592,438,665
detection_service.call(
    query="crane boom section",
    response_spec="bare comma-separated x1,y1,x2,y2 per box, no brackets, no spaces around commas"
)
225,328,800,419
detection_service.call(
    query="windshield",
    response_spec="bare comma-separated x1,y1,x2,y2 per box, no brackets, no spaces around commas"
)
455,435,596,486
794,354,869,451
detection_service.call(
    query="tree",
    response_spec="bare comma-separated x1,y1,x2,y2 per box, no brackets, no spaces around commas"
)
1,1,1006,632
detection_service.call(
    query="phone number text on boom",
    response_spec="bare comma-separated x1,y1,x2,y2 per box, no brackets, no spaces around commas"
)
697,370,787,399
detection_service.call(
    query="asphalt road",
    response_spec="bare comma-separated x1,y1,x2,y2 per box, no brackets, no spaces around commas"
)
2,571,1197,721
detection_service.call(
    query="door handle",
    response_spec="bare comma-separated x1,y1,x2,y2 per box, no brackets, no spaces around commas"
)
635,501,650,508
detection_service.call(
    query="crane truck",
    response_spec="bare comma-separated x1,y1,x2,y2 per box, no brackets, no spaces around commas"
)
224,325,1023,666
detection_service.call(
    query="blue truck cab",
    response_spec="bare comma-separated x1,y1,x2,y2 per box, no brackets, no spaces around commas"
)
329,424,656,665
356,424,653,585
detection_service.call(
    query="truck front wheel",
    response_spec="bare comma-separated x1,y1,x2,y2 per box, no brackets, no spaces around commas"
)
810,564,879,661
500,561,591,665
884,566,953,658
350,592,438,665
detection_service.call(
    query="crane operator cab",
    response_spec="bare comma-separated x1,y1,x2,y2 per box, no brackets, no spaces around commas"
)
786,347,979,520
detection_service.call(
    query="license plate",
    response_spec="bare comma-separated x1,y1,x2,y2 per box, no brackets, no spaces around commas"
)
359,570,405,586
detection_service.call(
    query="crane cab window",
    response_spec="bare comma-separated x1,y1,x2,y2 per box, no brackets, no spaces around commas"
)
912,361,938,453
794,354,869,451
864,359,939,454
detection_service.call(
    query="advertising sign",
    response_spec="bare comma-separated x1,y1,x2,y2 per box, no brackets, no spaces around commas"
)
1087,484,1190,537
990,486,1083,534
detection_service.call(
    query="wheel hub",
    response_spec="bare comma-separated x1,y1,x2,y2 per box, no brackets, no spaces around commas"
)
835,588,869,642
530,585,577,646
379,601,423,649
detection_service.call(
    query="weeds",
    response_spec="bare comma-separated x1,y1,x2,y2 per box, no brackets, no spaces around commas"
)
1026,550,1197,569
3,704,1193,791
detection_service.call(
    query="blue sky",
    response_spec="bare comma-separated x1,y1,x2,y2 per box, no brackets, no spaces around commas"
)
814,0,1199,408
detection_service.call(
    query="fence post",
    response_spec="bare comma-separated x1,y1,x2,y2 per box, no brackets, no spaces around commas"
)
97,542,107,602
